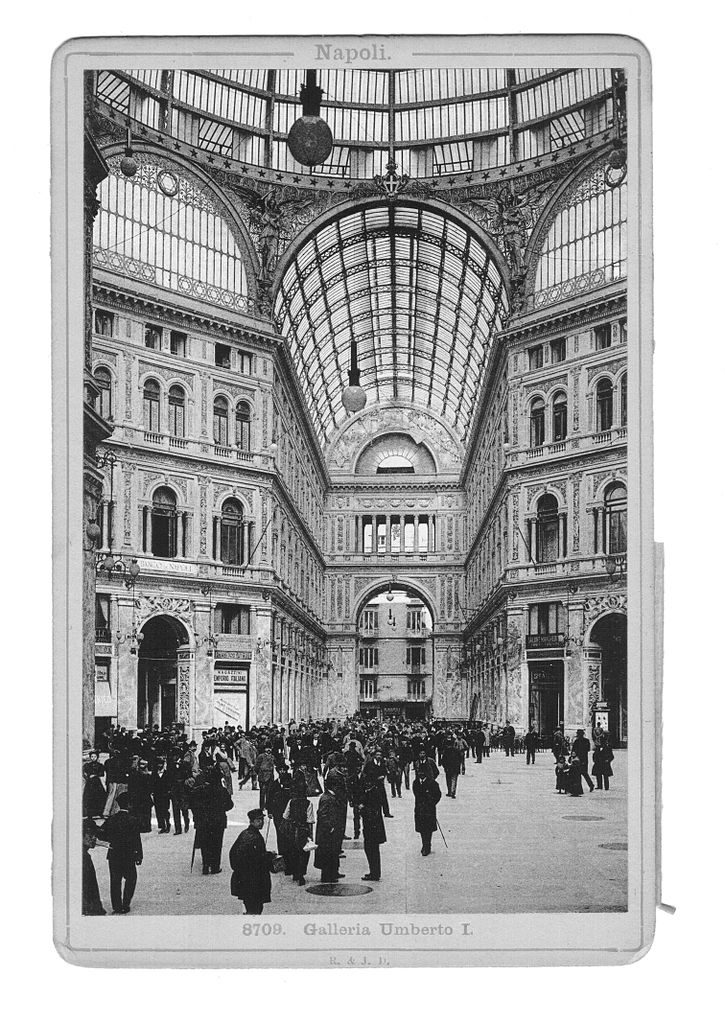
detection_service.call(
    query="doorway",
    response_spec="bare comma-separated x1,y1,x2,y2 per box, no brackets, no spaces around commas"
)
137,615,189,729
590,613,627,747
528,660,564,747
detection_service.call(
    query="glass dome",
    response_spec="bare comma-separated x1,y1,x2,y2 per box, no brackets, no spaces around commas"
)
94,67,618,182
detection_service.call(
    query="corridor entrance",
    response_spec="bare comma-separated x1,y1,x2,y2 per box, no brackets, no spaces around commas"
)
591,613,627,747
137,615,189,729
357,586,434,720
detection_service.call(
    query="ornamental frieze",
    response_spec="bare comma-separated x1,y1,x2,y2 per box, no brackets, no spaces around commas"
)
587,357,627,385
327,405,463,472
139,360,195,390
211,378,257,401
523,374,569,397
583,593,627,624
135,593,192,618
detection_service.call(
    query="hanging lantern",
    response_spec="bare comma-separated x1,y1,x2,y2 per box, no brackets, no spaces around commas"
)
341,334,367,413
120,124,138,178
287,70,334,168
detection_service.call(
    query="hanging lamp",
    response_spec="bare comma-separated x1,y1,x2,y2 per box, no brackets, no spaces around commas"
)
341,333,367,413
287,70,334,167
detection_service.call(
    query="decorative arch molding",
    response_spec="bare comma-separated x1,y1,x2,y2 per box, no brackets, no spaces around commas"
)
583,600,627,641
592,473,627,504
354,432,437,476
327,403,463,474
270,195,512,302
211,487,254,517
524,483,568,515
353,576,439,627
134,604,194,642
96,143,260,302
524,150,610,299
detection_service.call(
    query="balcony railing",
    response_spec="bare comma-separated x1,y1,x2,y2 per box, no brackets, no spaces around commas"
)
526,633,566,650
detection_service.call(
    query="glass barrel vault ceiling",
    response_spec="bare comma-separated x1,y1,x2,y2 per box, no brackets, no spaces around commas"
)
274,203,508,445
95,67,618,179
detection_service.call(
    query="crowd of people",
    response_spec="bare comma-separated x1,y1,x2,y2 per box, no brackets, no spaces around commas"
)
82,716,615,916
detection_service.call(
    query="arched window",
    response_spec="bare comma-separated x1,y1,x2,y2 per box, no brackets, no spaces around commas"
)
536,493,559,563
596,378,613,432
168,385,186,438
151,487,177,558
235,401,251,450
213,396,229,445
530,397,545,448
605,483,627,554
621,373,627,427
143,378,161,433
220,498,245,565
552,391,568,441
94,367,112,420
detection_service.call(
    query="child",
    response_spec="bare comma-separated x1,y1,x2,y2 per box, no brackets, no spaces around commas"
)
555,756,568,794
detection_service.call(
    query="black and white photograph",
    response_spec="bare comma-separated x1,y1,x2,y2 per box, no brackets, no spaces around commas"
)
52,35,656,967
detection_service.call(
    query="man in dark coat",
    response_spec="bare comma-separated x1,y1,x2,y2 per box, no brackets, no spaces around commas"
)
254,746,276,811
413,760,442,855
592,737,614,791
441,736,461,798
524,725,539,765
127,759,154,832
266,768,293,873
502,722,516,757
189,767,234,874
571,729,595,792
151,757,172,832
314,782,345,882
96,791,143,914
359,765,386,881
229,808,278,914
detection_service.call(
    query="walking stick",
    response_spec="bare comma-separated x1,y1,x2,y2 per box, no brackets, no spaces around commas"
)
435,817,449,849
264,814,271,844
190,831,197,874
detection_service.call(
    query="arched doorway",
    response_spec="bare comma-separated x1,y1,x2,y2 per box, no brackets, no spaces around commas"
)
356,584,435,721
590,613,627,747
137,615,189,729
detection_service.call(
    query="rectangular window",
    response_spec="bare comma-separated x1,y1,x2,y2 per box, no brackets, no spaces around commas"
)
406,607,423,631
214,603,251,635
390,517,401,553
619,319,628,345
406,645,426,669
95,594,111,641
144,324,162,350
528,602,562,635
363,519,373,554
170,330,187,357
404,518,415,552
376,519,387,553
528,345,544,370
551,337,566,363
215,343,232,368
362,609,378,631
359,646,379,669
594,323,612,350
94,310,114,337
239,350,253,375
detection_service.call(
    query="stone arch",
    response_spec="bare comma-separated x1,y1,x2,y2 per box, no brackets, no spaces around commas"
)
96,143,260,303
353,576,439,627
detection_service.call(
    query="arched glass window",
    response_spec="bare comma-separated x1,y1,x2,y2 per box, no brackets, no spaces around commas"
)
151,487,177,558
235,401,251,450
605,483,627,554
552,391,568,441
143,378,161,433
621,373,627,427
213,396,229,445
94,367,112,420
530,397,545,448
536,493,559,563
168,385,186,437
220,498,245,565
596,378,613,432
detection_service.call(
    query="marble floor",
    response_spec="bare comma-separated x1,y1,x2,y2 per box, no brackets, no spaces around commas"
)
87,749,628,916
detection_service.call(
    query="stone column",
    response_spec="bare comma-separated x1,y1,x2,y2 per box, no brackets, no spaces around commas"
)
115,595,138,730
253,604,273,725
558,512,566,559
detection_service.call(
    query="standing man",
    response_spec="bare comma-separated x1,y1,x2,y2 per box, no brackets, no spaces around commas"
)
571,729,595,792
524,725,539,765
229,808,278,914
359,764,386,882
502,721,516,757
189,767,235,875
441,735,461,798
151,756,172,833
481,723,492,758
314,781,345,882
413,759,442,856
254,745,276,812
96,791,143,914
